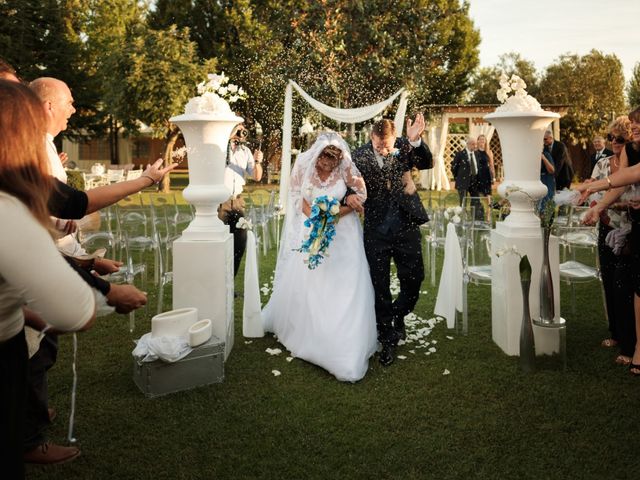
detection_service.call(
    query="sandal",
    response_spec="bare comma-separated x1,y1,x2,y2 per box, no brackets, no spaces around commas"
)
615,355,631,366
601,338,618,348
630,363,640,376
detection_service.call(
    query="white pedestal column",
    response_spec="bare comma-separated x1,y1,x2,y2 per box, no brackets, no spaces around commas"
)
173,237,234,359
169,113,243,360
485,109,562,357
491,227,562,355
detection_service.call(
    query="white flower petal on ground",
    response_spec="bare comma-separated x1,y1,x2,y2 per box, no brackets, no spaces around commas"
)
397,355,407,360
266,348,282,355
446,336,454,340
442,369,450,375
431,340,438,344
429,347,437,353
409,350,415,354
425,352,431,355
286,357,294,362
272,370,281,376
244,340,253,345
397,339,406,346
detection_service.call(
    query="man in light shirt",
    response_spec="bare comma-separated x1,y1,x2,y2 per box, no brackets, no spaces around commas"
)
219,123,263,276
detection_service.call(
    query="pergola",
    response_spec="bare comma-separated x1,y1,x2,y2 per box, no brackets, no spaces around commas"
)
419,104,570,190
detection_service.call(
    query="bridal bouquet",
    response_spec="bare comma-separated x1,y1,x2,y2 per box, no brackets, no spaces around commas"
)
298,195,340,269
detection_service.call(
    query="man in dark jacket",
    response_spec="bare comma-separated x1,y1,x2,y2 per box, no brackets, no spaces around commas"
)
543,130,573,190
346,116,432,366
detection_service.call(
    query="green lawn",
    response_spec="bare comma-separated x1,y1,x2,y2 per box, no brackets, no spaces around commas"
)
27,221,639,480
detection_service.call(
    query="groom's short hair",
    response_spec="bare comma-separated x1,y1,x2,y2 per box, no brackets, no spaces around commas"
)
371,119,396,139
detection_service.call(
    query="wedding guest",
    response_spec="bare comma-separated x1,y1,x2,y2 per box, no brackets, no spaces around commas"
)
219,123,263,276
0,79,97,478
539,147,555,211
24,77,172,465
589,135,613,176
451,137,484,219
581,116,637,366
346,116,432,366
579,107,640,376
0,58,20,82
476,134,495,184
475,134,493,220
543,130,573,190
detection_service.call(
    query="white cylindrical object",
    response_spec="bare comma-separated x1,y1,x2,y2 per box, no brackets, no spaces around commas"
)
151,307,198,338
188,319,213,347
484,111,559,236
169,113,243,241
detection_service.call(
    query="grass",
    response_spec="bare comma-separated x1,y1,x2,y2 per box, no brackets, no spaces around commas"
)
27,217,640,480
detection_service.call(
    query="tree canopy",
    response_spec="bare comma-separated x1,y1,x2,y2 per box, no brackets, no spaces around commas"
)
538,49,626,146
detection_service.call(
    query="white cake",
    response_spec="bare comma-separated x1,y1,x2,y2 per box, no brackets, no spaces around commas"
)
151,308,198,338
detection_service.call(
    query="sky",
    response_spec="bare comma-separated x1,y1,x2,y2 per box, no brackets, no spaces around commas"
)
467,0,640,81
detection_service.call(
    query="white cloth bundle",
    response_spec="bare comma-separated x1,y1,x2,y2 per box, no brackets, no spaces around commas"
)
132,333,192,363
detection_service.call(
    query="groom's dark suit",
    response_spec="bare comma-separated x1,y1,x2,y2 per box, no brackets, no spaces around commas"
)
353,137,432,346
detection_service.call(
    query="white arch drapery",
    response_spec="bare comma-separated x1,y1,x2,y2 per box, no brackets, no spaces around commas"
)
279,80,409,212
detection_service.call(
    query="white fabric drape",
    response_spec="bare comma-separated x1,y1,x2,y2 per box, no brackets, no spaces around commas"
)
430,115,451,190
241,224,264,337
279,81,407,212
434,223,463,328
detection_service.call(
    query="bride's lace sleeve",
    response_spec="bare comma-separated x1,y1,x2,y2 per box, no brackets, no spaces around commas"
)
341,159,367,202
289,159,306,213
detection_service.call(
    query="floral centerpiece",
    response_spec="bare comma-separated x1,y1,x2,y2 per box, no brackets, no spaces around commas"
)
495,73,543,112
184,72,247,116
298,195,340,269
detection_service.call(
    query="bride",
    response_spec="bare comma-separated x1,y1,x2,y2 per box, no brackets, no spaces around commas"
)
262,133,377,382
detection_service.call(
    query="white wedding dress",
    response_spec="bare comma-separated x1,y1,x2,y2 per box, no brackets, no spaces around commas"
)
262,134,377,382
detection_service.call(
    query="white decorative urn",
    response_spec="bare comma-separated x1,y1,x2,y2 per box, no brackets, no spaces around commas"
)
484,110,559,235
169,112,243,241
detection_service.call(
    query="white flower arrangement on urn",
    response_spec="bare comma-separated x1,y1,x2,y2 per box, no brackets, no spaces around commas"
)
184,72,247,116
495,73,543,113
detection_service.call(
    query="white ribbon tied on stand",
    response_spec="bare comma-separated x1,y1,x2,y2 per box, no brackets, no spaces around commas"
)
434,223,463,328
237,217,264,337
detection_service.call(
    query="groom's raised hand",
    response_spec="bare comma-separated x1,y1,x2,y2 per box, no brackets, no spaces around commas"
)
406,113,426,142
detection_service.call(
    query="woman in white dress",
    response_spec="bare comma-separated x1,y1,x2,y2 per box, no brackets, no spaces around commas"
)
262,133,377,382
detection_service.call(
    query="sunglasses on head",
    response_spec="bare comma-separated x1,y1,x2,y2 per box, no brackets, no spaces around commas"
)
606,133,626,144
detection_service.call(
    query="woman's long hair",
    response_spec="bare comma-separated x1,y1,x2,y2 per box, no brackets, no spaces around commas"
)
0,79,54,229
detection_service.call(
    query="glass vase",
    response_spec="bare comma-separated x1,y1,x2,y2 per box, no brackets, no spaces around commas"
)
519,276,536,372
538,227,555,324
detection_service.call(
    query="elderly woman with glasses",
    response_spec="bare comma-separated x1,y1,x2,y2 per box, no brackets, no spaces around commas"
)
582,117,637,365
578,107,640,375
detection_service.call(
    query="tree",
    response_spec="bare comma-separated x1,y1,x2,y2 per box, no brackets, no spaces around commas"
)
538,50,626,146
0,0,106,139
107,25,215,190
149,0,480,141
467,52,539,104
628,62,640,109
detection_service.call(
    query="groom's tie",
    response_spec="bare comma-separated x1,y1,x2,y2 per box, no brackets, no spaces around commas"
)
470,151,477,176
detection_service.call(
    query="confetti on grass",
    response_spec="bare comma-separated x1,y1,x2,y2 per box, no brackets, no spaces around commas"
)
266,348,282,355
272,370,281,377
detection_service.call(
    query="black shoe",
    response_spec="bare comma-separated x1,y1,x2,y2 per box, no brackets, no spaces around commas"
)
394,318,406,341
379,343,395,367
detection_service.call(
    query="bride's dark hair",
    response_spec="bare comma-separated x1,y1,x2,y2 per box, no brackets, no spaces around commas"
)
319,145,343,163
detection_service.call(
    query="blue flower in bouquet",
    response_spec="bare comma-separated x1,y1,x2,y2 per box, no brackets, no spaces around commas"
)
297,195,341,269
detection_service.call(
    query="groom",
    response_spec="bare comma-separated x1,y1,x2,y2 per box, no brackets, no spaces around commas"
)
347,115,432,366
